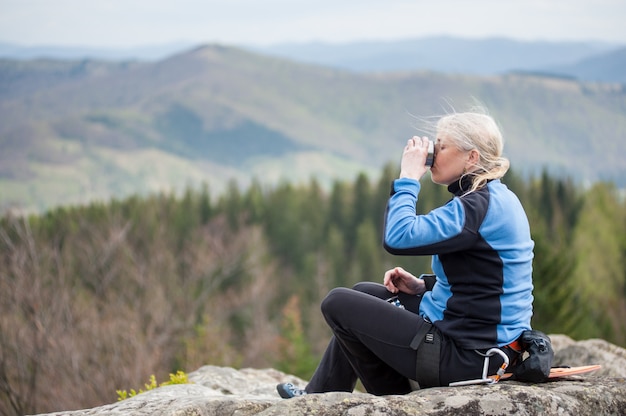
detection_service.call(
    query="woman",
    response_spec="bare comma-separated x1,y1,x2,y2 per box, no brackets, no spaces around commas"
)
277,109,534,397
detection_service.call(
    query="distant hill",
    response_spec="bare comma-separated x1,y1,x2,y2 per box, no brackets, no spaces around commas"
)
1,44,625,213
545,46,626,83
2,36,624,81
254,36,624,82
0,41,195,62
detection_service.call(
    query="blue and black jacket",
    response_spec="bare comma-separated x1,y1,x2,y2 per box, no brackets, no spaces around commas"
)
383,176,534,350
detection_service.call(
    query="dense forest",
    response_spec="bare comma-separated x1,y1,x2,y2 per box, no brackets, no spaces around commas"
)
1,166,625,415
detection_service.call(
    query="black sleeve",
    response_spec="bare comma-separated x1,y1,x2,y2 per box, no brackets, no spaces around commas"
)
420,274,437,291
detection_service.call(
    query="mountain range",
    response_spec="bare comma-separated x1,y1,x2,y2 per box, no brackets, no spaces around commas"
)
1,37,625,213
254,36,626,82
3,36,624,82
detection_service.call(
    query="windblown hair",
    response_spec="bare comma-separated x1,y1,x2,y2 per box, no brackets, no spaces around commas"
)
436,110,510,193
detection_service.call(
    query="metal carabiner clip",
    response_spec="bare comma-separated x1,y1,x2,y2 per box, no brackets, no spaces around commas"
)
449,348,510,387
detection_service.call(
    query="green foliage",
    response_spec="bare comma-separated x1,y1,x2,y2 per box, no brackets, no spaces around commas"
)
275,295,318,380
566,183,626,344
116,371,191,401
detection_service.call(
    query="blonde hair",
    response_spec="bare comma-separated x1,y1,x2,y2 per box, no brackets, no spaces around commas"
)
436,110,510,193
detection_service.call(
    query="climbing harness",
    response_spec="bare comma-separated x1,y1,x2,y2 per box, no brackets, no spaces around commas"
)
410,319,441,388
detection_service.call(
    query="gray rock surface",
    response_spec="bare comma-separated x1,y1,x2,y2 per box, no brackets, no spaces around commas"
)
33,335,626,416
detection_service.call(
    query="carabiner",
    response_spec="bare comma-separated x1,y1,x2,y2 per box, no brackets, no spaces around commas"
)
449,348,509,387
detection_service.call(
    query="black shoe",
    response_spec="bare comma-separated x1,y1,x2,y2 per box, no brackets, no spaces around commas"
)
276,383,307,398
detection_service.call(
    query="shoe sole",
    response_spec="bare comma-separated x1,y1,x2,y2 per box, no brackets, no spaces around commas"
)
276,383,304,399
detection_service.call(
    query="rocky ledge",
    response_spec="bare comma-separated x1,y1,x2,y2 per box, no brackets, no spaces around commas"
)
34,334,626,416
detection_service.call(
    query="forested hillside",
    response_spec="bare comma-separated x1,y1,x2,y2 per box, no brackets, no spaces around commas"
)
1,44,626,214
1,167,624,415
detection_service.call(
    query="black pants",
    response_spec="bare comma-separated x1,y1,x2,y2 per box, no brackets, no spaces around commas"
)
305,282,428,395
305,282,519,395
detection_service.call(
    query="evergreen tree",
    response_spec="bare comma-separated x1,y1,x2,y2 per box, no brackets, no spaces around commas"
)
350,219,383,285
349,173,372,248
325,225,349,288
326,180,350,241
372,163,398,235
566,183,626,344
220,179,243,231
198,182,213,225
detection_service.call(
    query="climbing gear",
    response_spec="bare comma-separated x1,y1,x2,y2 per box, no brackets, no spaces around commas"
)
449,348,510,387
410,320,441,388
506,339,522,353
511,330,554,382
448,330,554,387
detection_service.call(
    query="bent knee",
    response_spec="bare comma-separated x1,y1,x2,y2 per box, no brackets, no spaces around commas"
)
352,282,370,292
321,287,352,317
352,281,391,299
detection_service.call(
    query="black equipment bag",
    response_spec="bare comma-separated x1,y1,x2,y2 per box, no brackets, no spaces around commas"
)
512,330,554,382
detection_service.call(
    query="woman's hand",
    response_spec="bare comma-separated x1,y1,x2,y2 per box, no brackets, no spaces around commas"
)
383,266,426,295
400,136,431,180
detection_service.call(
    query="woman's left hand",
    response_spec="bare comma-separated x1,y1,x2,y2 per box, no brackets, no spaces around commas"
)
383,266,426,295
399,136,430,180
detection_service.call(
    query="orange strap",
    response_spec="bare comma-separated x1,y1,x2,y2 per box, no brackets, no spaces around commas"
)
507,339,523,352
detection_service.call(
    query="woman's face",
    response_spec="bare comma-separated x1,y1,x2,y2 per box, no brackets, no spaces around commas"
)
430,135,471,186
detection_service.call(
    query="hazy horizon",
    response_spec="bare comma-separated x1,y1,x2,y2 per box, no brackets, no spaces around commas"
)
1,0,625,50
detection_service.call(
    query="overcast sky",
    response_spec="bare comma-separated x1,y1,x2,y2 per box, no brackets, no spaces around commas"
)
1,0,625,48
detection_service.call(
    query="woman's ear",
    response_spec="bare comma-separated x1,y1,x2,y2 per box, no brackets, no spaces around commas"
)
466,149,480,168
